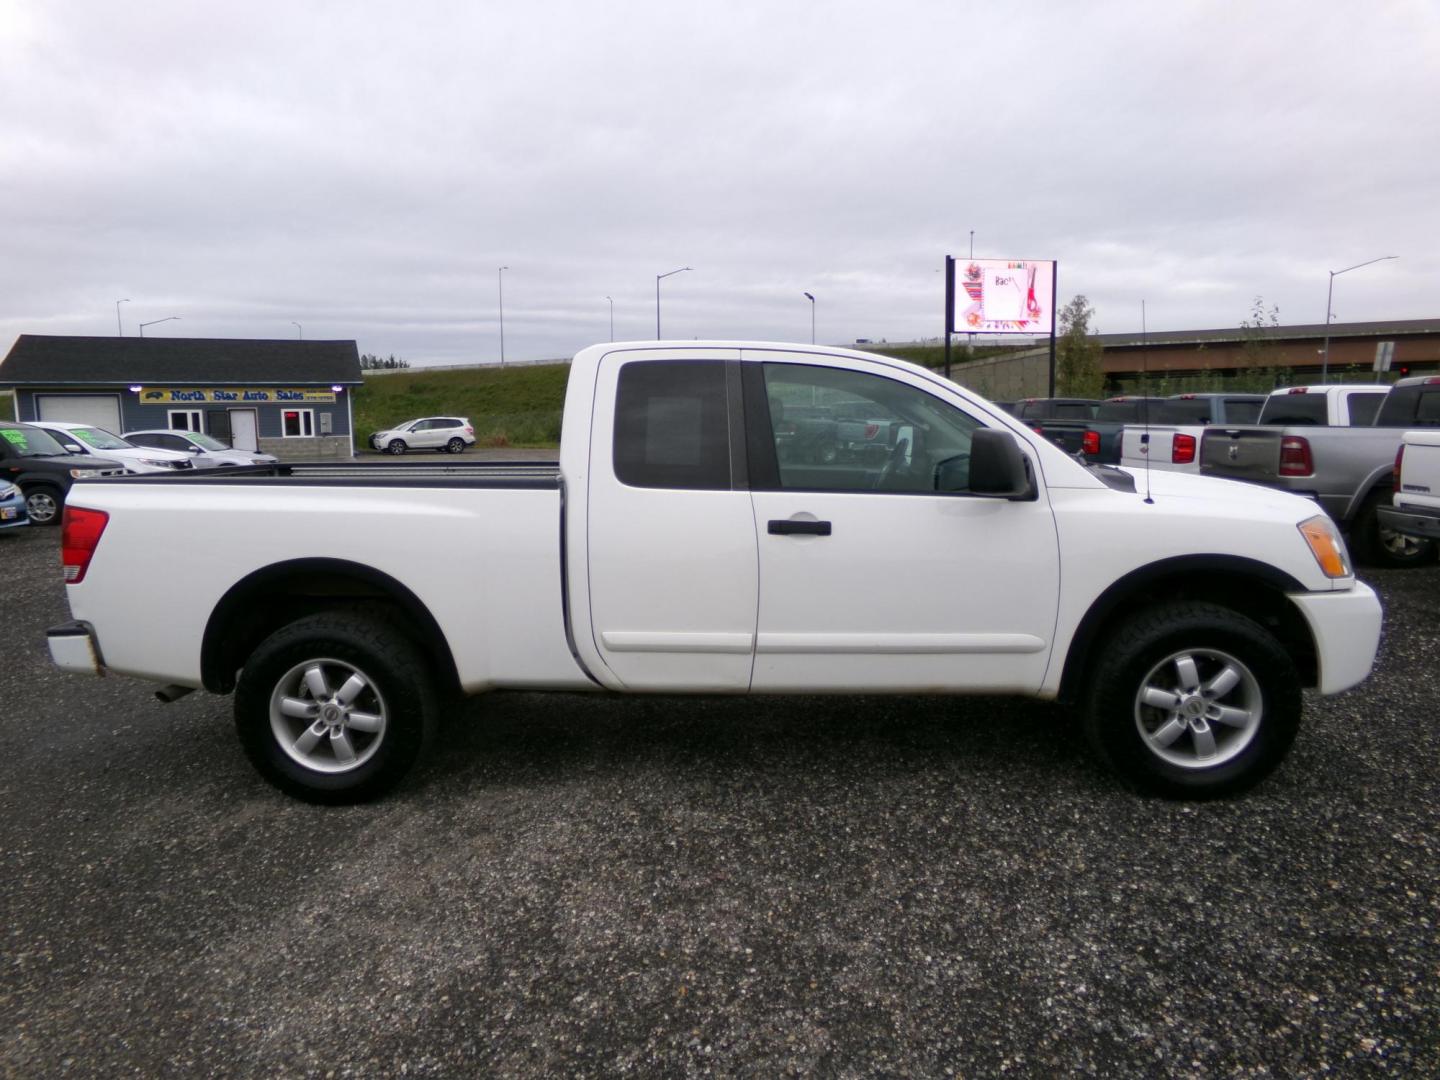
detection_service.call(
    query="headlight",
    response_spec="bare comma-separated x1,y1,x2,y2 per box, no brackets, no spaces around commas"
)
69,468,104,479
139,458,173,468
1298,515,1351,579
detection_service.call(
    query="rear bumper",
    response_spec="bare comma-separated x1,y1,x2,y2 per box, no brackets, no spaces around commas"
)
1377,504,1440,541
1287,583,1382,695
47,620,105,677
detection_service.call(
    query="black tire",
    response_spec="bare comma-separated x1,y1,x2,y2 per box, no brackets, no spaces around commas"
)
387,439,408,455
1081,602,1301,799
445,437,464,454
1352,492,1437,569
23,485,63,526
234,612,437,803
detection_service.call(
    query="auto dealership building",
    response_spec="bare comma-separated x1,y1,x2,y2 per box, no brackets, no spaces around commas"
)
0,335,363,460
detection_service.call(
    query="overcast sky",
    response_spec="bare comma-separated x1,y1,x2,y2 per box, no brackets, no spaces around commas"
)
3,1,1436,366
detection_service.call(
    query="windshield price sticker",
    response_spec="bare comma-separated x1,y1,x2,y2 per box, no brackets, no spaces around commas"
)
1,429,29,449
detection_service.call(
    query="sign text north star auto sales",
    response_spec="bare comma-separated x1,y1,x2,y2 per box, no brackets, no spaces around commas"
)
135,388,337,403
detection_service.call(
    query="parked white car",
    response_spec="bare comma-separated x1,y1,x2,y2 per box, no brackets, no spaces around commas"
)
123,429,279,468
369,417,476,454
29,421,198,475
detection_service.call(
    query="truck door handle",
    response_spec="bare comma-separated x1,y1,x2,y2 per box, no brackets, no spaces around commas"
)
768,519,832,536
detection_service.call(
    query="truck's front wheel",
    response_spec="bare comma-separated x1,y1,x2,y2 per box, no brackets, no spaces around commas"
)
234,612,436,803
1082,603,1301,799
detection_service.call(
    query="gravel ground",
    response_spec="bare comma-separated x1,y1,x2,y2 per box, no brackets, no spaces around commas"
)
2,524,1437,1077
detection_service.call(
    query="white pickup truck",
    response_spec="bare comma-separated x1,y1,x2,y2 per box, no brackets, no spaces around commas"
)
47,342,1382,803
1120,393,1267,474
1378,431,1440,542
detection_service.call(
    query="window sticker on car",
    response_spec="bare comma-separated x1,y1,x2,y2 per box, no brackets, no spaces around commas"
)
2,430,29,449
72,429,103,447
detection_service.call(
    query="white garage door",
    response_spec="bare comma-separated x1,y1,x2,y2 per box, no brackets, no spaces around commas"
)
36,394,123,433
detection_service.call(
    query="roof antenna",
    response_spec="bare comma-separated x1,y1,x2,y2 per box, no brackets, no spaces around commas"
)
1141,299,1154,504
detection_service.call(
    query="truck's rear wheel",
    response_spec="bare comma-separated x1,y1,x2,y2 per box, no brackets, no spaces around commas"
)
234,612,436,803
1353,493,1437,568
1082,602,1301,799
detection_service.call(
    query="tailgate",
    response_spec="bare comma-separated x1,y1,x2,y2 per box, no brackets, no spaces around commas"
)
1201,427,1282,481
1036,421,1087,456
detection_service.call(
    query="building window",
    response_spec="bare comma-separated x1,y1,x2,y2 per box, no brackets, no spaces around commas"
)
168,409,203,432
282,409,315,438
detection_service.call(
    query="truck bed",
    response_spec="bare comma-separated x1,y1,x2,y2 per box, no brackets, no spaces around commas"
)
87,459,564,488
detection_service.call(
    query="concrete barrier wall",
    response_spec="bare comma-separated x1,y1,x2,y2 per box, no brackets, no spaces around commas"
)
942,346,1052,401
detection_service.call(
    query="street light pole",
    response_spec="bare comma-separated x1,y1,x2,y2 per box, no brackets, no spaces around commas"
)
498,266,509,365
803,292,815,344
606,296,614,341
138,316,181,337
292,321,302,340
656,267,692,339
115,299,129,336
1321,255,1398,382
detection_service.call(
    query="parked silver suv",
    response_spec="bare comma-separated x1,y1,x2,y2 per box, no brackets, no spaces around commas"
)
368,417,476,454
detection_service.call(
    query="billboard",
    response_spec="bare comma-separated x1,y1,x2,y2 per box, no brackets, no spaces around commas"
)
953,259,1055,335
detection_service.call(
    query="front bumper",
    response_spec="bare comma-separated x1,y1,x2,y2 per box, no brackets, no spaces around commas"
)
47,620,105,677
1287,583,1383,695
1377,504,1440,542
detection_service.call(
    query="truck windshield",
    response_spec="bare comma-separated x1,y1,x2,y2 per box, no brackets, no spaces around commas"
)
0,425,69,457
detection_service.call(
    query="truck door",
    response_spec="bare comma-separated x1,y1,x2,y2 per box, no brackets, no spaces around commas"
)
743,351,1060,693
585,351,758,691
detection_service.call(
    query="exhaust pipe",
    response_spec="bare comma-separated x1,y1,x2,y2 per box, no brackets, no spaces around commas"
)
154,684,196,704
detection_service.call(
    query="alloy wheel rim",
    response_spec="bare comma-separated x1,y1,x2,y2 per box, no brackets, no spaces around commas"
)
269,657,388,774
1133,647,1262,769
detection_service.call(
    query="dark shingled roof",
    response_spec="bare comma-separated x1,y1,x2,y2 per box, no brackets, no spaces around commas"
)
0,335,363,387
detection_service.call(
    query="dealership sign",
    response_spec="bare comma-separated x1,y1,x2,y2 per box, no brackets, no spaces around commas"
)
952,259,1056,335
135,388,337,404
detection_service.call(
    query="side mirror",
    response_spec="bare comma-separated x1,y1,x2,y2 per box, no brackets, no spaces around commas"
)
969,428,1035,500
63,442,84,453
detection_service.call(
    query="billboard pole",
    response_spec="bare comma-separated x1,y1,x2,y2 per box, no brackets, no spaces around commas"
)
943,255,955,380
1047,261,1058,397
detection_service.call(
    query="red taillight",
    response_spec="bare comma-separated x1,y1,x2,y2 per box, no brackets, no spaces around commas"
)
1287,387,1309,395
1032,426,1044,436
1082,430,1101,456
61,506,109,584
1279,436,1313,477
1394,444,1405,491
864,423,880,440
1172,433,1197,464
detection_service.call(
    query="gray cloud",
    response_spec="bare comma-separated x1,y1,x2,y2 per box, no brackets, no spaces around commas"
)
3,0,1436,365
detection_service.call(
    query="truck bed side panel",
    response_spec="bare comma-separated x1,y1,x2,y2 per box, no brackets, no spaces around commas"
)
63,481,590,693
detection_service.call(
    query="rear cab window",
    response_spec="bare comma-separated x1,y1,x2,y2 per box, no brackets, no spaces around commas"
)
612,360,732,489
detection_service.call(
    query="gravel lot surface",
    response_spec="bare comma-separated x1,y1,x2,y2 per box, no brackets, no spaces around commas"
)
2,524,1437,1077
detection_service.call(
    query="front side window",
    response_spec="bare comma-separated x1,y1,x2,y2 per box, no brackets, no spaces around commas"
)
613,360,731,490
283,409,315,438
760,364,981,493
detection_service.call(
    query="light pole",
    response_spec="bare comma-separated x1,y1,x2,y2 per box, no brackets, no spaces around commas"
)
115,299,129,336
1321,255,1398,382
291,321,302,340
656,267,692,339
498,266,509,365
606,296,614,342
803,292,815,344
138,316,180,337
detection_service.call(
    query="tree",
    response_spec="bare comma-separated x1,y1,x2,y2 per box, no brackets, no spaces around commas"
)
1236,296,1281,391
1056,295,1105,398
359,353,410,370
